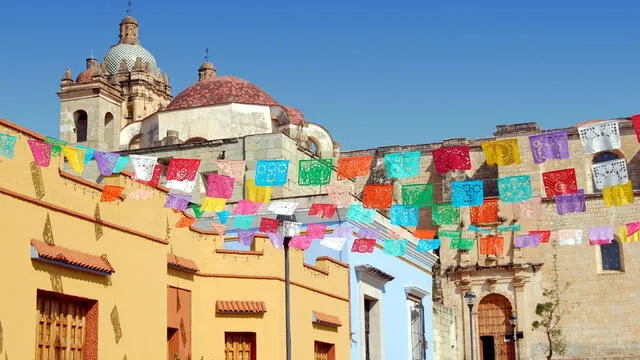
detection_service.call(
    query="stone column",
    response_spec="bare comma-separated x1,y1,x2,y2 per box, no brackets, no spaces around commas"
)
513,276,528,360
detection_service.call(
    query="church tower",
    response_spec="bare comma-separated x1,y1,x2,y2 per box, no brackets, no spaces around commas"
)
58,15,171,151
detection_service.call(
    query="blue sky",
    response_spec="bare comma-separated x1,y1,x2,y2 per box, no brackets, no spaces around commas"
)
1,0,640,150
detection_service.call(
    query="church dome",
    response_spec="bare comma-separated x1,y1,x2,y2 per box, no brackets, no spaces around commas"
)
76,68,94,83
166,76,278,111
103,44,160,75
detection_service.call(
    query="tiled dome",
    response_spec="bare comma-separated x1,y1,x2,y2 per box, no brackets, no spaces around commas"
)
166,76,278,111
103,44,160,75
282,105,305,125
75,68,94,83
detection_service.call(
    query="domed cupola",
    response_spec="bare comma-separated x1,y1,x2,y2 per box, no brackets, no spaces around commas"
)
103,15,161,75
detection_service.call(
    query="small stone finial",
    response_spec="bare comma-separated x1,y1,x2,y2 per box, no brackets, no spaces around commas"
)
163,73,170,85
132,57,144,71
198,52,217,81
118,59,129,73
62,68,72,80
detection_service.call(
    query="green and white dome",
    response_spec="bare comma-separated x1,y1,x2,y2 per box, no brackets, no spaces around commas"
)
103,43,160,75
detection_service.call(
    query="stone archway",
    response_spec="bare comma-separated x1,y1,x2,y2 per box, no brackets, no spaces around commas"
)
477,293,515,360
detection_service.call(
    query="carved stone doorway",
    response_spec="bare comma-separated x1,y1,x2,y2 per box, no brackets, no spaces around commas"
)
477,294,515,360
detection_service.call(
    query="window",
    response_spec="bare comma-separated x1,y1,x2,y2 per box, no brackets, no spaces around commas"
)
592,151,623,193
35,291,98,360
409,297,426,360
356,265,393,360
73,110,88,142
600,239,623,271
314,341,335,360
224,332,256,360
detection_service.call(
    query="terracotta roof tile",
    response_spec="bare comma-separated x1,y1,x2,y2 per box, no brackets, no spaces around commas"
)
216,300,266,314
312,311,342,327
30,239,114,274
166,76,278,111
282,105,305,125
167,254,199,273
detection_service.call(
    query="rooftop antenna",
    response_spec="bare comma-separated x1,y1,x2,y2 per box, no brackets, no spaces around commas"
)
204,48,210,62
126,0,132,16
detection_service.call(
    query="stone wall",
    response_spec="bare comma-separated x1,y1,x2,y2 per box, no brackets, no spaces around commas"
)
432,304,459,360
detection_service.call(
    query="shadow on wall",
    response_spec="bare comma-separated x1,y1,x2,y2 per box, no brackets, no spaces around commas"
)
30,162,45,200
471,161,498,197
111,305,123,344
627,151,640,189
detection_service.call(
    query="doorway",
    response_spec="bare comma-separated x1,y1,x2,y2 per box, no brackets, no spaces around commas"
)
477,294,514,360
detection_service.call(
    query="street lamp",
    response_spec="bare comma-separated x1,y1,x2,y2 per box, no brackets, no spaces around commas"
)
277,214,298,360
510,313,518,360
464,291,476,360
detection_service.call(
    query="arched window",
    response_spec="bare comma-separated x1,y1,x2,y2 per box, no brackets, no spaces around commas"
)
600,239,623,271
73,110,88,142
592,151,623,193
104,112,114,127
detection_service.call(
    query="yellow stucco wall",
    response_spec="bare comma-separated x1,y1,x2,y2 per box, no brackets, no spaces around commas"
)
0,118,350,360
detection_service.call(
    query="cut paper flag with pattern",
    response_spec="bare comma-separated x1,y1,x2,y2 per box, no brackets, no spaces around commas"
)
259,218,280,233
578,120,621,154
326,184,352,208
267,201,298,215
308,203,337,218
529,130,570,164
201,197,226,212
166,158,201,182
555,190,586,215
133,164,162,187
432,203,460,225
237,230,257,246
307,224,327,239
126,189,154,200
481,139,521,166
529,230,551,243
130,155,158,182
358,228,379,240
61,146,86,174
245,179,272,203
216,160,246,184
620,225,640,243
558,229,583,246
351,238,376,253
497,175,532,203
94,151,120,176
101,185,124,202
112,156,130,174
625,221,640,237
470,199,499,224
512,197,541,219
217,211,231,224
44,137,66,157
383,240,408,256
401,183,433,208
451,180,484,207
346,204,375,224
417,239,441,252
384,151,421,179
603,181,634,208
468,225,491,234
362,184,394,209
320,236,347,251
390,205,419,226
450,237,474,251
165,178,197,193
498,224,521,232
281,221,301,237
190,204,204,219
255,160,289,186
74,145,94,164
413,229,437,239
298,158,332,186
592,158,628,190
267,233,285,249
175,216,196,228
542,168,578,198
233,215,255,229
632,114,640,143
233,200,262,215
164,193,192,211
432,146,472,173
27,139,51,167
290,235,312,250
207,174,235,199
337,155,373,180
210,223,226,235
589,226,613,245
514,234,541,248
479,236,504,255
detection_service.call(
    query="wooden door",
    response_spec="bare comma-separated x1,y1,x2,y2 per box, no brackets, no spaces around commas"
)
314,341,335,360
35,294,87,360
224,333,256,360
477,294,514,360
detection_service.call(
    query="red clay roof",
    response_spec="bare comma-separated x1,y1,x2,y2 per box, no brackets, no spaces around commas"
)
167,254,199,273
76,68,94,83
282,105,305,125
312,311,342,327
216,300,266,314
31,239,114,274
166,76,278,110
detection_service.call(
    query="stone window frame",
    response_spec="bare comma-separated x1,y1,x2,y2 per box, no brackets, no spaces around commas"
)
355,265,394,360
594,236,625,274
405,286,430,360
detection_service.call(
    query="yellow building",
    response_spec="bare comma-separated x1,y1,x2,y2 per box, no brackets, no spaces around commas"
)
0,117,350,360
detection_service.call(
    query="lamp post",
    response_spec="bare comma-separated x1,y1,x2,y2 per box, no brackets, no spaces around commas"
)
464,291,476,360
509,314,518,360
277,214,298,360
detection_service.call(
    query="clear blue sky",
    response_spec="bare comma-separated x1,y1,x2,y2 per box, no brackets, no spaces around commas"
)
1,0,640,150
